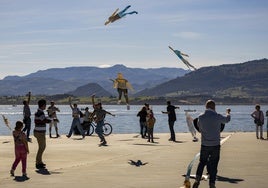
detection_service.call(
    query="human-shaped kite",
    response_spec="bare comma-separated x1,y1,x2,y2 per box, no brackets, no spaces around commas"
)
168,46,197,71
110,73,133,109
105,5,138,25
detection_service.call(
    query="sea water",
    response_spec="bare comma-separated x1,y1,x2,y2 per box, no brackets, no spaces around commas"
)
0,105,267,136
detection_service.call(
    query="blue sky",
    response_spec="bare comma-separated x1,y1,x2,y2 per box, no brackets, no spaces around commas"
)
0,0,267,79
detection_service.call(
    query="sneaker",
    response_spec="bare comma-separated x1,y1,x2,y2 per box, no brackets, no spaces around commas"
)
56,134,60,138
36,163,46,169
193,137,199,142
192,181,199,188
66,135,71,138
22,173,27,177
40,163,46,166
101,141,107,145
10,169,14,176
49,134,52,138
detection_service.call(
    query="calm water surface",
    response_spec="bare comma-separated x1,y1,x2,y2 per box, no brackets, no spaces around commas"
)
0,105,267,136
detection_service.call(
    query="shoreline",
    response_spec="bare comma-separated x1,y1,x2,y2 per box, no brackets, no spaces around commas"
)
1,132,268,188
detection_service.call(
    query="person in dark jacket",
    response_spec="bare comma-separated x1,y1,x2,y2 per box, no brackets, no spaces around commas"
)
162,101,179,142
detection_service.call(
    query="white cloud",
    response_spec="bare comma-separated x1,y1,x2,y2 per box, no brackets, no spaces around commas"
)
98,64,112,68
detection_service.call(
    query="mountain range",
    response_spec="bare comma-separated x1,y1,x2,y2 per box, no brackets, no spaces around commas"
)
136,59,268,100
0,64,188,96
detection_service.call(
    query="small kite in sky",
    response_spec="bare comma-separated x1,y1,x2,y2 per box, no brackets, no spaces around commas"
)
168,46,197,71
105,5,138,25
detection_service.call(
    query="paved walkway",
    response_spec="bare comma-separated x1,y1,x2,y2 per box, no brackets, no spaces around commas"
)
0,132,267,188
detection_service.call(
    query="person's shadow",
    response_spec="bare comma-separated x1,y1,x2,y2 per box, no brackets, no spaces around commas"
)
217,175,244,184
14,175,30,182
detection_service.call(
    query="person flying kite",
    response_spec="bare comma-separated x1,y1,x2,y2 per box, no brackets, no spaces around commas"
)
105,5,138,25
168,46,197,71
110,73,133,109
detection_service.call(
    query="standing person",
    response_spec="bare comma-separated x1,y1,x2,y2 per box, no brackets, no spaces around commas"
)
266,110,268,139
34,99,51,169
185,111,198,142
144,103,151,137
66,97,85,139
22,91,31,142
82,107,93,135
192,100,231,188
10,121,29,177
137,106,148,138
147,110,156,143
162,101,180,142
251,104,265,139
112,72,133,109
91,103,115,146
47,101,60,138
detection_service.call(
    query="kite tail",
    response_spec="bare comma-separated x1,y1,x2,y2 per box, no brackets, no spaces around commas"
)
2,115,12,130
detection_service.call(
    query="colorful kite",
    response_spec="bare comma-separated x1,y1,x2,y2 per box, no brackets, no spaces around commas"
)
169,46,197,71
105,5,138,25
2,115,12,130
110,73,133,109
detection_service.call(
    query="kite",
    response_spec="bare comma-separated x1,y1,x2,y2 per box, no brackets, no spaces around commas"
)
105,5,138,25
168,46,197,71
2,115,12,130
110,73,133,110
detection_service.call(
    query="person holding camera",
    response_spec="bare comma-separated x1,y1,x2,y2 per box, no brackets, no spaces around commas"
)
251,104,265,139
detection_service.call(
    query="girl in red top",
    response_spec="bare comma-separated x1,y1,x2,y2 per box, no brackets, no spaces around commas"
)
10,121,29,177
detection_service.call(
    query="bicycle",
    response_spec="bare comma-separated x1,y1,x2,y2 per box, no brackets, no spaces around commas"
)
83,120,113,136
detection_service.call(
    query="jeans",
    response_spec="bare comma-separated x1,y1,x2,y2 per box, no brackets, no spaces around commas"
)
256,125,263,138
95,120,105,142
68,118,85,137
196,145,221,185
23,117,31,139
139,121,147,137
168,120,176,141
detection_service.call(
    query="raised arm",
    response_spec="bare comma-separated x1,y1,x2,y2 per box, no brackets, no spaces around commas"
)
91,94,96,107
168,46,174,52
69,97,73,109
181,52,189,57
27,91,31,104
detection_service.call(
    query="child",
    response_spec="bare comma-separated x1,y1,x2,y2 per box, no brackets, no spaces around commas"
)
147,110,156,143
10,121,29,177
185,112,198,142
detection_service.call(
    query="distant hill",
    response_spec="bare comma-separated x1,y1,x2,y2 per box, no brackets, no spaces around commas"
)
67,83,112,97
136,59,268,99
0,64,188,96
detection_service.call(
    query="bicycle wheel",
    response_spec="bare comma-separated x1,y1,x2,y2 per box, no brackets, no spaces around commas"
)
103,123,112,136
87,123,95,136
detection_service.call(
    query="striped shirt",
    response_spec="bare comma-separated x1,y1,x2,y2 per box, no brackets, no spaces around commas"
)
34,109,50,133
